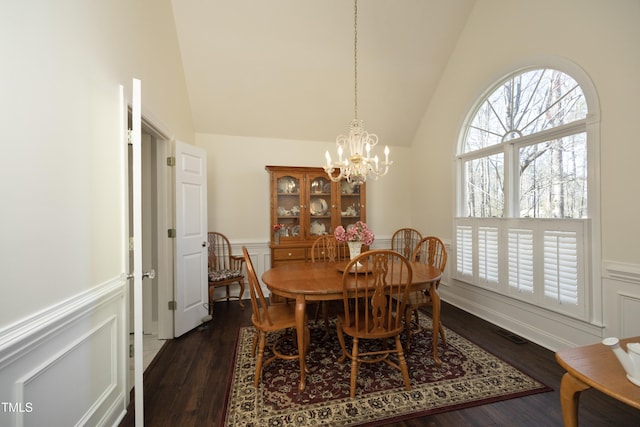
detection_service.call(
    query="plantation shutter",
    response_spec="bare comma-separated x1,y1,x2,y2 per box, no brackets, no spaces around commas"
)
543,230,579,305
478,226,499,286
508,228,534,294
456,225,473,277
453,217,587,318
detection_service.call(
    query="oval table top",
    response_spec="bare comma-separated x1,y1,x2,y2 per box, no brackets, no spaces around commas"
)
262,261,442,300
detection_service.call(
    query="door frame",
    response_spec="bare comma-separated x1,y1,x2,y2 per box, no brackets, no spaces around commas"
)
141,116,174,340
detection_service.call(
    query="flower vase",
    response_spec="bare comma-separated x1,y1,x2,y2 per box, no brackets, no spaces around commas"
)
348,241,362,261
274,231,280,244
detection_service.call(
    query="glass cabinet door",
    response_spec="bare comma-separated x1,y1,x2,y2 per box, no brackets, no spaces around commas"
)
307,173,333,239
275,174,302,240
338,180,364,230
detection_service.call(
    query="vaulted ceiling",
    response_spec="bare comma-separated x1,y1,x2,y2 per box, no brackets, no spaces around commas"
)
171,0,475,147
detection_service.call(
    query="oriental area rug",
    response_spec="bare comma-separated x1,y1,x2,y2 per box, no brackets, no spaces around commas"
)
222,316,551,426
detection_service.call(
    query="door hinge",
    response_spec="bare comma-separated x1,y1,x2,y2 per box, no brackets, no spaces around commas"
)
168,301,177,311
166,156,176,166
129,343,134,358
167,229,176,238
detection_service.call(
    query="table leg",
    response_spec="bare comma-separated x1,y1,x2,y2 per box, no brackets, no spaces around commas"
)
559,372,590,427
429,284,442,367
295,295,307,392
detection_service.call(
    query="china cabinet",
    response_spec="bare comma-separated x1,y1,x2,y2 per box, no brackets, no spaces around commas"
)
266,166,366,267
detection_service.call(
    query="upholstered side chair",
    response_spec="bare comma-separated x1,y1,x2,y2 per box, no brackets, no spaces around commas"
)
207,232,245,314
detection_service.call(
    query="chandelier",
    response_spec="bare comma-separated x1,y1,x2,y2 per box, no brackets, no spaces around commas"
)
323,0,392,185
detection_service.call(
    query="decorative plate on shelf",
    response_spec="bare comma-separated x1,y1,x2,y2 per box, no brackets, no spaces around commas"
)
310,221,326,235
310,178,326,194
341,180,356,195
277,177,297,194
310,198,328,215
341,206,357,217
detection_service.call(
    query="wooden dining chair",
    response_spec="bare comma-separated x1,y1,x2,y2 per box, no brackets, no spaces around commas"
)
391,228,423,259
336,250,413,397
310,235,349,334
208,232,245,314
242,246,309,387
403,236,448,354
311,234,349,263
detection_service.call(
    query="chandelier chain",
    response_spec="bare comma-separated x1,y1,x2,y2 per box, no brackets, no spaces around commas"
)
353,0,358,121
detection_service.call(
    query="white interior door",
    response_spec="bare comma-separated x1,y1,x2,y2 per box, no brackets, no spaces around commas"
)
130,78,145,426
174,140,208,337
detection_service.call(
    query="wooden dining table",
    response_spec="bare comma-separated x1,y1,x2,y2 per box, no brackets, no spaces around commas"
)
261,260,442,391
555,337,640,427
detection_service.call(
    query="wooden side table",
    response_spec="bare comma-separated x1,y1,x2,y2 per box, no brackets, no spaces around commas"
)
555,337,640,427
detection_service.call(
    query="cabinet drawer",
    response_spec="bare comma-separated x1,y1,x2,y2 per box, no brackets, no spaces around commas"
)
272,248,306,261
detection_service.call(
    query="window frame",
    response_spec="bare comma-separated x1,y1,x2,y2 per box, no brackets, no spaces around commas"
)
454,63,601,323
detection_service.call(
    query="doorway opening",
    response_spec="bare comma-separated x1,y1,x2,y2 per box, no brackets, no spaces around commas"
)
127,112,174,389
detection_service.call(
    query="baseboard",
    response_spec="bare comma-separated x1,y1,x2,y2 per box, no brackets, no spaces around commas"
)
0,277,128,427
439,280,604,351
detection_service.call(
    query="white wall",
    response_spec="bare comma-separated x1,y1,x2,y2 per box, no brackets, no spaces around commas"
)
0,0,193,329
410,0,640,348
0,0,194,425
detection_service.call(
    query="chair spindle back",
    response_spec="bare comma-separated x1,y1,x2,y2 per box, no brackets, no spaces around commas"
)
242,246,273,326
311,235,348,263
411,236,447,281
391,228,423,260
342,250,412,335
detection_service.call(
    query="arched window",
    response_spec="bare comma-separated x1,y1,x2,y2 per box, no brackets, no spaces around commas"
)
455,67,598,320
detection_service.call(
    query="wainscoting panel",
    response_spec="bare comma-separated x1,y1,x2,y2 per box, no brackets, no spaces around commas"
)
0,278,127,427
604,261,640,339
619,294,640,338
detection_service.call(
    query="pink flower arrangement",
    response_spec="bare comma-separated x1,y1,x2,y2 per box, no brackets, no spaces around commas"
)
273,224,284,233
334,221,374,245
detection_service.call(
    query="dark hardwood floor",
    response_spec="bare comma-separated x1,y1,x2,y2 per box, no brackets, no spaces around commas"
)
118,301,640,426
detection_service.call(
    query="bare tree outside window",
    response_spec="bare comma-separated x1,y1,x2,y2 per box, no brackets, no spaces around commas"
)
462,69,587,218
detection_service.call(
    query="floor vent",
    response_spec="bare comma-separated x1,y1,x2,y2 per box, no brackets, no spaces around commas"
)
495,328,528,344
